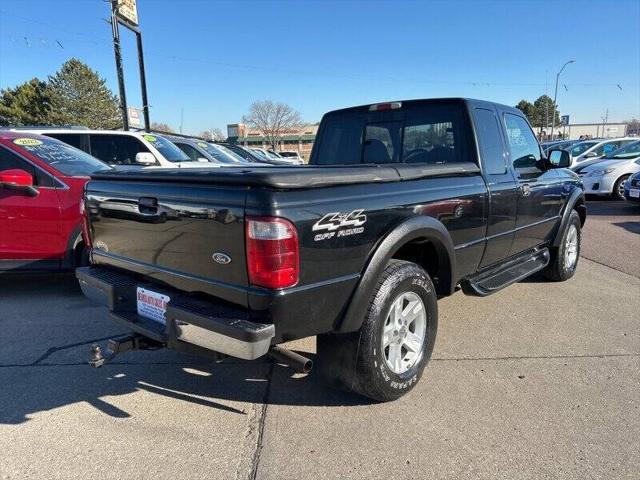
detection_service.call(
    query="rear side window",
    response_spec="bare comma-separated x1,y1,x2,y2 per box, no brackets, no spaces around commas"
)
46,133,86,151
313,103,471,165
473,108,506,175
90,134,150,165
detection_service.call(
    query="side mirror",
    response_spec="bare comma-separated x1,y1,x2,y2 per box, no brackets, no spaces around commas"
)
584,151,599,158
135,152,157,165
547,149,571,168
0,169,38,196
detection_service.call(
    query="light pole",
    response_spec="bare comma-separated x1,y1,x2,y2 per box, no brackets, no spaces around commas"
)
551,59,575,140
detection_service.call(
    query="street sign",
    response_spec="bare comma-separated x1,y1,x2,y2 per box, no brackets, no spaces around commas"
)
561,115,570,126
116,0,138,27
128,107,142,128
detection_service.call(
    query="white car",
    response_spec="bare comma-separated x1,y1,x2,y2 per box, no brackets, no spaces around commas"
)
279,151,305,163
575,140,640,200
10,128,223,169
568,137,636,167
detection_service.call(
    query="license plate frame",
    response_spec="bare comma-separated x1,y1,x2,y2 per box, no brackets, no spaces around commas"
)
136,287,170,324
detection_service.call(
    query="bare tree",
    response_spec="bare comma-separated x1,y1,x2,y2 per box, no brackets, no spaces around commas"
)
150,122,174,133
198,128,226,142
243,100,303,150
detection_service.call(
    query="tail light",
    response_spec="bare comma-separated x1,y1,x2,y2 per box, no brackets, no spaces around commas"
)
80,198,92,249
246,216,299,289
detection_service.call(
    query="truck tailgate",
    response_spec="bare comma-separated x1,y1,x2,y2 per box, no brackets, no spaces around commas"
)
85,179,249,305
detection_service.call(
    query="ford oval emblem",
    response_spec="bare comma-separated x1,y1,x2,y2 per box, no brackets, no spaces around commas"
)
212,252,232,265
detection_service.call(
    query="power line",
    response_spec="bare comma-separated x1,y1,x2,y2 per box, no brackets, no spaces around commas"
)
0,11,632,90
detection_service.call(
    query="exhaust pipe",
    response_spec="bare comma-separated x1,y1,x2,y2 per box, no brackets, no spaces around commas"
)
268,346,313,373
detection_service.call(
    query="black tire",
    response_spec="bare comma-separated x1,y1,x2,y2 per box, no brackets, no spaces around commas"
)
612,175,630,201
543,210,581,282
317,260,438,402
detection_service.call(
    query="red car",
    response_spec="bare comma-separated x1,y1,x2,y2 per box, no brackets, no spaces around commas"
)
0,131,110,271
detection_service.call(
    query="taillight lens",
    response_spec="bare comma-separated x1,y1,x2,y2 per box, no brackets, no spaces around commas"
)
246,216,299,289
80,198,92,249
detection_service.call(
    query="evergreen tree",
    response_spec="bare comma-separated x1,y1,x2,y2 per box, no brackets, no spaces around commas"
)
532,95,560,128
47,58,122,129
515,100,535,125
0,78,51,126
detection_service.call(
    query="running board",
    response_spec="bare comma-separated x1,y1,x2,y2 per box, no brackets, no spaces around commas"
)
461,248,550,297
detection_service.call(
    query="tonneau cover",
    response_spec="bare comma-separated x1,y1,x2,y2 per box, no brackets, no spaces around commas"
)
90,162,480,189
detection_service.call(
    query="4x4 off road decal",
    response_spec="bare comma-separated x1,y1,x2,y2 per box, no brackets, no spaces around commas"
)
312,209,367,241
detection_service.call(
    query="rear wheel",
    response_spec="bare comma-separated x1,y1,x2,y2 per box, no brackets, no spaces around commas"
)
317,260,438,402
612,175,630,201
543,210,581,282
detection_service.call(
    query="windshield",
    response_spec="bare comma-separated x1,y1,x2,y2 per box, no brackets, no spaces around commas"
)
12,136,111,176
197,142,247,164
608,140,640,159
570,141,598,156
251,149,270,160
142,134,190,162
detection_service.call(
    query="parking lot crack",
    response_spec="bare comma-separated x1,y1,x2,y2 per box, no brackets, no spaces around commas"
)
234,362,274,480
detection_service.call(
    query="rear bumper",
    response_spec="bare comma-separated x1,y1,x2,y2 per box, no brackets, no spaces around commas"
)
76,266,274,360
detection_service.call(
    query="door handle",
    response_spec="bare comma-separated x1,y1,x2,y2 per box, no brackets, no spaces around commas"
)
521,184,531,196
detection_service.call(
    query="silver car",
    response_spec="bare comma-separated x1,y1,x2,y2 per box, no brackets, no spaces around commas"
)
568,138,636,167
576,140,640,200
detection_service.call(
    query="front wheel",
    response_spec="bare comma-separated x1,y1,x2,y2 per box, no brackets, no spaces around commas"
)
543,210,581,282
317,260,438,402
612,175,630,201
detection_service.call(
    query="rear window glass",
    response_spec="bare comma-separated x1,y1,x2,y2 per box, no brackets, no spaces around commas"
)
312,103,471,165
11,136,110,176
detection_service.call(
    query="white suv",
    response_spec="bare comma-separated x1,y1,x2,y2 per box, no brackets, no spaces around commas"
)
10,128,220,168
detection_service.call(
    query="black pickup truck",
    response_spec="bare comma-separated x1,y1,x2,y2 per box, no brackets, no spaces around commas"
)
77,98,586,401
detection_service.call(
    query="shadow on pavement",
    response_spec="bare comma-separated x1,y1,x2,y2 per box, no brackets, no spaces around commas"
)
584,199,640,217
1,273,371,425
613,221,640,234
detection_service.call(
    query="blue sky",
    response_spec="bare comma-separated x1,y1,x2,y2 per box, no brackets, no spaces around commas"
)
1,0,639,134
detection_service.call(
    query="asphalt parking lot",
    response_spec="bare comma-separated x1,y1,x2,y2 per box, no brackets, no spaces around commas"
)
1,200,638,480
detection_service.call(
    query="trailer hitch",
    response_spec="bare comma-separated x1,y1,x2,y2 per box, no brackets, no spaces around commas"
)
89,334,164,368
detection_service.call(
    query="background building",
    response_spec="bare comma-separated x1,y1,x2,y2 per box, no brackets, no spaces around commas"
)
541,122,630,140
227,123,318,159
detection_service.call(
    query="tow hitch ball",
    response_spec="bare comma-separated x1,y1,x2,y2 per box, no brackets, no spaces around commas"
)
89,334,163,368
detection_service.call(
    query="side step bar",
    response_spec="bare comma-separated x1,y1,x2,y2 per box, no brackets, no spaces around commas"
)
461,248,550,297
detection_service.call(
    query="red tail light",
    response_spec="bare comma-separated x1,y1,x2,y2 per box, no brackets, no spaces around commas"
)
246,216,299,289
80,198,92,249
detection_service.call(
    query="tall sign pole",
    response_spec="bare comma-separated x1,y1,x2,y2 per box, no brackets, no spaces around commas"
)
110,2,129,130
110,0,151,131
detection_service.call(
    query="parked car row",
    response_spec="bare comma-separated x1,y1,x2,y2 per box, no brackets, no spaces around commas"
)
7,127,306,169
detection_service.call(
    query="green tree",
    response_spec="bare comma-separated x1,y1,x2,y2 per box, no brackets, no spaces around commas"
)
0,78,51,126
515,100,535,124
47,58,122,129
532,95,560,128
